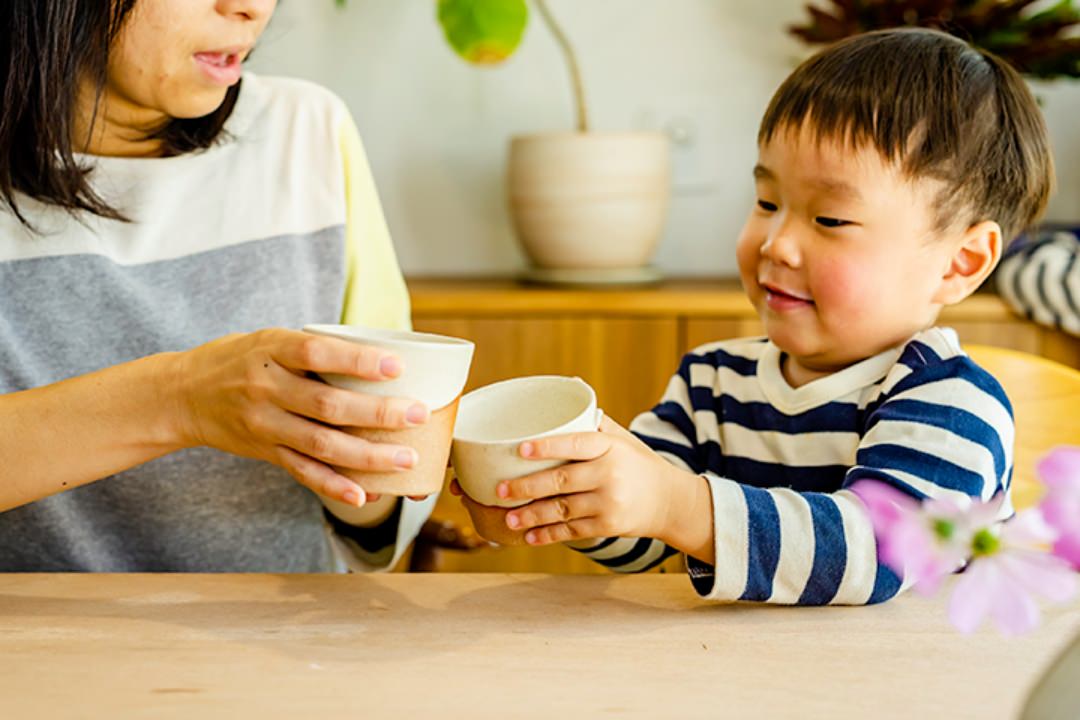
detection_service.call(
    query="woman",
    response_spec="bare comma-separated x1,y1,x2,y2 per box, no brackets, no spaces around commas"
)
0,0,434,571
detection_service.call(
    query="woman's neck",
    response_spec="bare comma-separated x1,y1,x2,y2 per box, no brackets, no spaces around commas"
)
73,79,167,158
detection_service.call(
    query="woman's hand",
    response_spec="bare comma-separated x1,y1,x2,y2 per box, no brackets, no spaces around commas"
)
173,328,430,507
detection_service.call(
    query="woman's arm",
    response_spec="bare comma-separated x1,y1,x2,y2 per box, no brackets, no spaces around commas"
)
0,351,185,510
0,329,428,512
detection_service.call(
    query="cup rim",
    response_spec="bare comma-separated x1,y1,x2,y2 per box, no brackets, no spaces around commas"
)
453,375,597,445
303,324,475,350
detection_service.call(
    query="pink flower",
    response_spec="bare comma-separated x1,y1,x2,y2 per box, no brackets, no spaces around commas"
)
948,509,1078,636
852,479,1078,636
1038,447,1080,570
850,480,967,596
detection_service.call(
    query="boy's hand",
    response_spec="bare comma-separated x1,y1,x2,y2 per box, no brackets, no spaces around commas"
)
491,416,688,546
448,481,530,546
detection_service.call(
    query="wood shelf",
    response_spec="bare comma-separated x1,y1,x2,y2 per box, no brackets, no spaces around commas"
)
408,276,1022,320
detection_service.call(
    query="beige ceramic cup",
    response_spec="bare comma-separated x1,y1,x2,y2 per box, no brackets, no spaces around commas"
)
302,324,474,497
451,376,603,509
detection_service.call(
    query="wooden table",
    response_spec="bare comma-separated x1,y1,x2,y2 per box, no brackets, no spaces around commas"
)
1,573,1077,719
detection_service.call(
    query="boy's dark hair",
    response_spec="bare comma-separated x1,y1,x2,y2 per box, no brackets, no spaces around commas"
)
759,28,1053,243
0,0,241,228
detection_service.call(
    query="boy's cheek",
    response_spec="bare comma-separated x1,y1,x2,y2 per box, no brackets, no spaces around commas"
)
735,231,761,278
460,495,530,546
809,257,864,313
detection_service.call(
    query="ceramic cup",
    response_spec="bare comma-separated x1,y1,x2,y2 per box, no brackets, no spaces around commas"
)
451,375,603,509
302,324,474,497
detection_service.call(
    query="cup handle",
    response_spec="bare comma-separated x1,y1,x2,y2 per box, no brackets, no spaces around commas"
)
593,408,605,430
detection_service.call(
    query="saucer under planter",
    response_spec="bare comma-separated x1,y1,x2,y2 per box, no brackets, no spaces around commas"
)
507,131,670,283
519,264,664,287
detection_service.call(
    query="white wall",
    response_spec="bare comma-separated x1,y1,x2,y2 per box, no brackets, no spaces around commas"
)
250,0,1080,277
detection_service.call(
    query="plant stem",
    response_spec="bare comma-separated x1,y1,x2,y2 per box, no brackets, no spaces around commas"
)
534,0,589,132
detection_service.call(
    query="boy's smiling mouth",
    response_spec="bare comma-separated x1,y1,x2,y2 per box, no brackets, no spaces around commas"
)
761,281,814,311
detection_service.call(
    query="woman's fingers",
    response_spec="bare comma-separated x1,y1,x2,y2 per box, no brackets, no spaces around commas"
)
276,446,367,506
266,409,417,472
268,364,429,430
505,492,601,531
270,330,403,381
497,460,597,502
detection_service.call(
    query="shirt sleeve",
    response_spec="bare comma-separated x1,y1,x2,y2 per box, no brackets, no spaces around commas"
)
997,229,1080,337
566,354,704,573
317,107,434,571
686,352,1014,606
324,495,438,572
337,109,411,331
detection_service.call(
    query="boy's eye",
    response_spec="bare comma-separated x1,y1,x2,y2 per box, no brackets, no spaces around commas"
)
757,200,777,212
816,216,852,228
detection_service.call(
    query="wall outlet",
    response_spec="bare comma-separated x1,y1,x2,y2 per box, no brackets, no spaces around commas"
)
635,99,721,196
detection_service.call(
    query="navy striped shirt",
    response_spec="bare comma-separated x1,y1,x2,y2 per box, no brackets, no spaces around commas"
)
570,328,1014,605
998,228,1080,337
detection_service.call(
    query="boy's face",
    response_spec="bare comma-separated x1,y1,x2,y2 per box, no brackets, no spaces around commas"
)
737,122,959,383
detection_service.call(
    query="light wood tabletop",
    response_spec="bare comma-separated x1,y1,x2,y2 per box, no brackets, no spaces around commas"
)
1,573,1077,719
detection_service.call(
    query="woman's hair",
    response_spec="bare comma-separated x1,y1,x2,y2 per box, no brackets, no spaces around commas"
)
759,28,1054,243
0,0,241,227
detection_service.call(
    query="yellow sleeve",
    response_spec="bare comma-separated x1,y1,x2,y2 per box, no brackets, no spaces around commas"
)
337,112,411,331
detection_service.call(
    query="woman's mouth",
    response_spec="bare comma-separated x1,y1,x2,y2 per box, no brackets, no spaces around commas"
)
194,49,245,86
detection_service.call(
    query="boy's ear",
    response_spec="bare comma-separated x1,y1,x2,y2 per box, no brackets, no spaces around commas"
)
933,220,1003,305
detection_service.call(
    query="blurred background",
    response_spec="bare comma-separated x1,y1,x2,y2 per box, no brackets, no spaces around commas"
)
249,0,1080,278
247,1,1080,572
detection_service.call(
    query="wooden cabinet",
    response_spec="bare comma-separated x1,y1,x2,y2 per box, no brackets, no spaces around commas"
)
412,317,679,430
407,278,1080,573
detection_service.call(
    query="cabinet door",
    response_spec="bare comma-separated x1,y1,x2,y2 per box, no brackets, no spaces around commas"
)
412,315,684,573
684,319,765,353
414,316,680,427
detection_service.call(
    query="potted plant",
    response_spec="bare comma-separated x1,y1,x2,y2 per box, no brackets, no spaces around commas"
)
339,0,671,285
788,0,1080,81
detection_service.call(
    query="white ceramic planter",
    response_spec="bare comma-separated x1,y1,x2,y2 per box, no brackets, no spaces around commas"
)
507,131,671,272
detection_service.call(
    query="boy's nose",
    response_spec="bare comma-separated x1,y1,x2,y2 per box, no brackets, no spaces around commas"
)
760,225,801,268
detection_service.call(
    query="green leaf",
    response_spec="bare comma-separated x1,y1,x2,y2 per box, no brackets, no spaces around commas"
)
437,0,529,65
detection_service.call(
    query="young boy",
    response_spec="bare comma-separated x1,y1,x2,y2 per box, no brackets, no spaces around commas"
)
453,28,1052,604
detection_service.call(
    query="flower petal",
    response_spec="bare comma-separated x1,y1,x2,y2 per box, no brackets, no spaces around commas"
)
948,560,997,634
1037,447,1080,489
999,550,1079,604
1002,508,1060,548
1052,531,1080,571
963,492,1008,532
989,574,1041,637
850,479,919,530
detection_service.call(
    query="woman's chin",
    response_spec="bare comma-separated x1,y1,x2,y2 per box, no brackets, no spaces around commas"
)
165,87,232,120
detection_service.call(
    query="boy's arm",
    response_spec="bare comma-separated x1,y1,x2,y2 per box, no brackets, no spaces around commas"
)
685,357,1014,605
567,358,708,573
